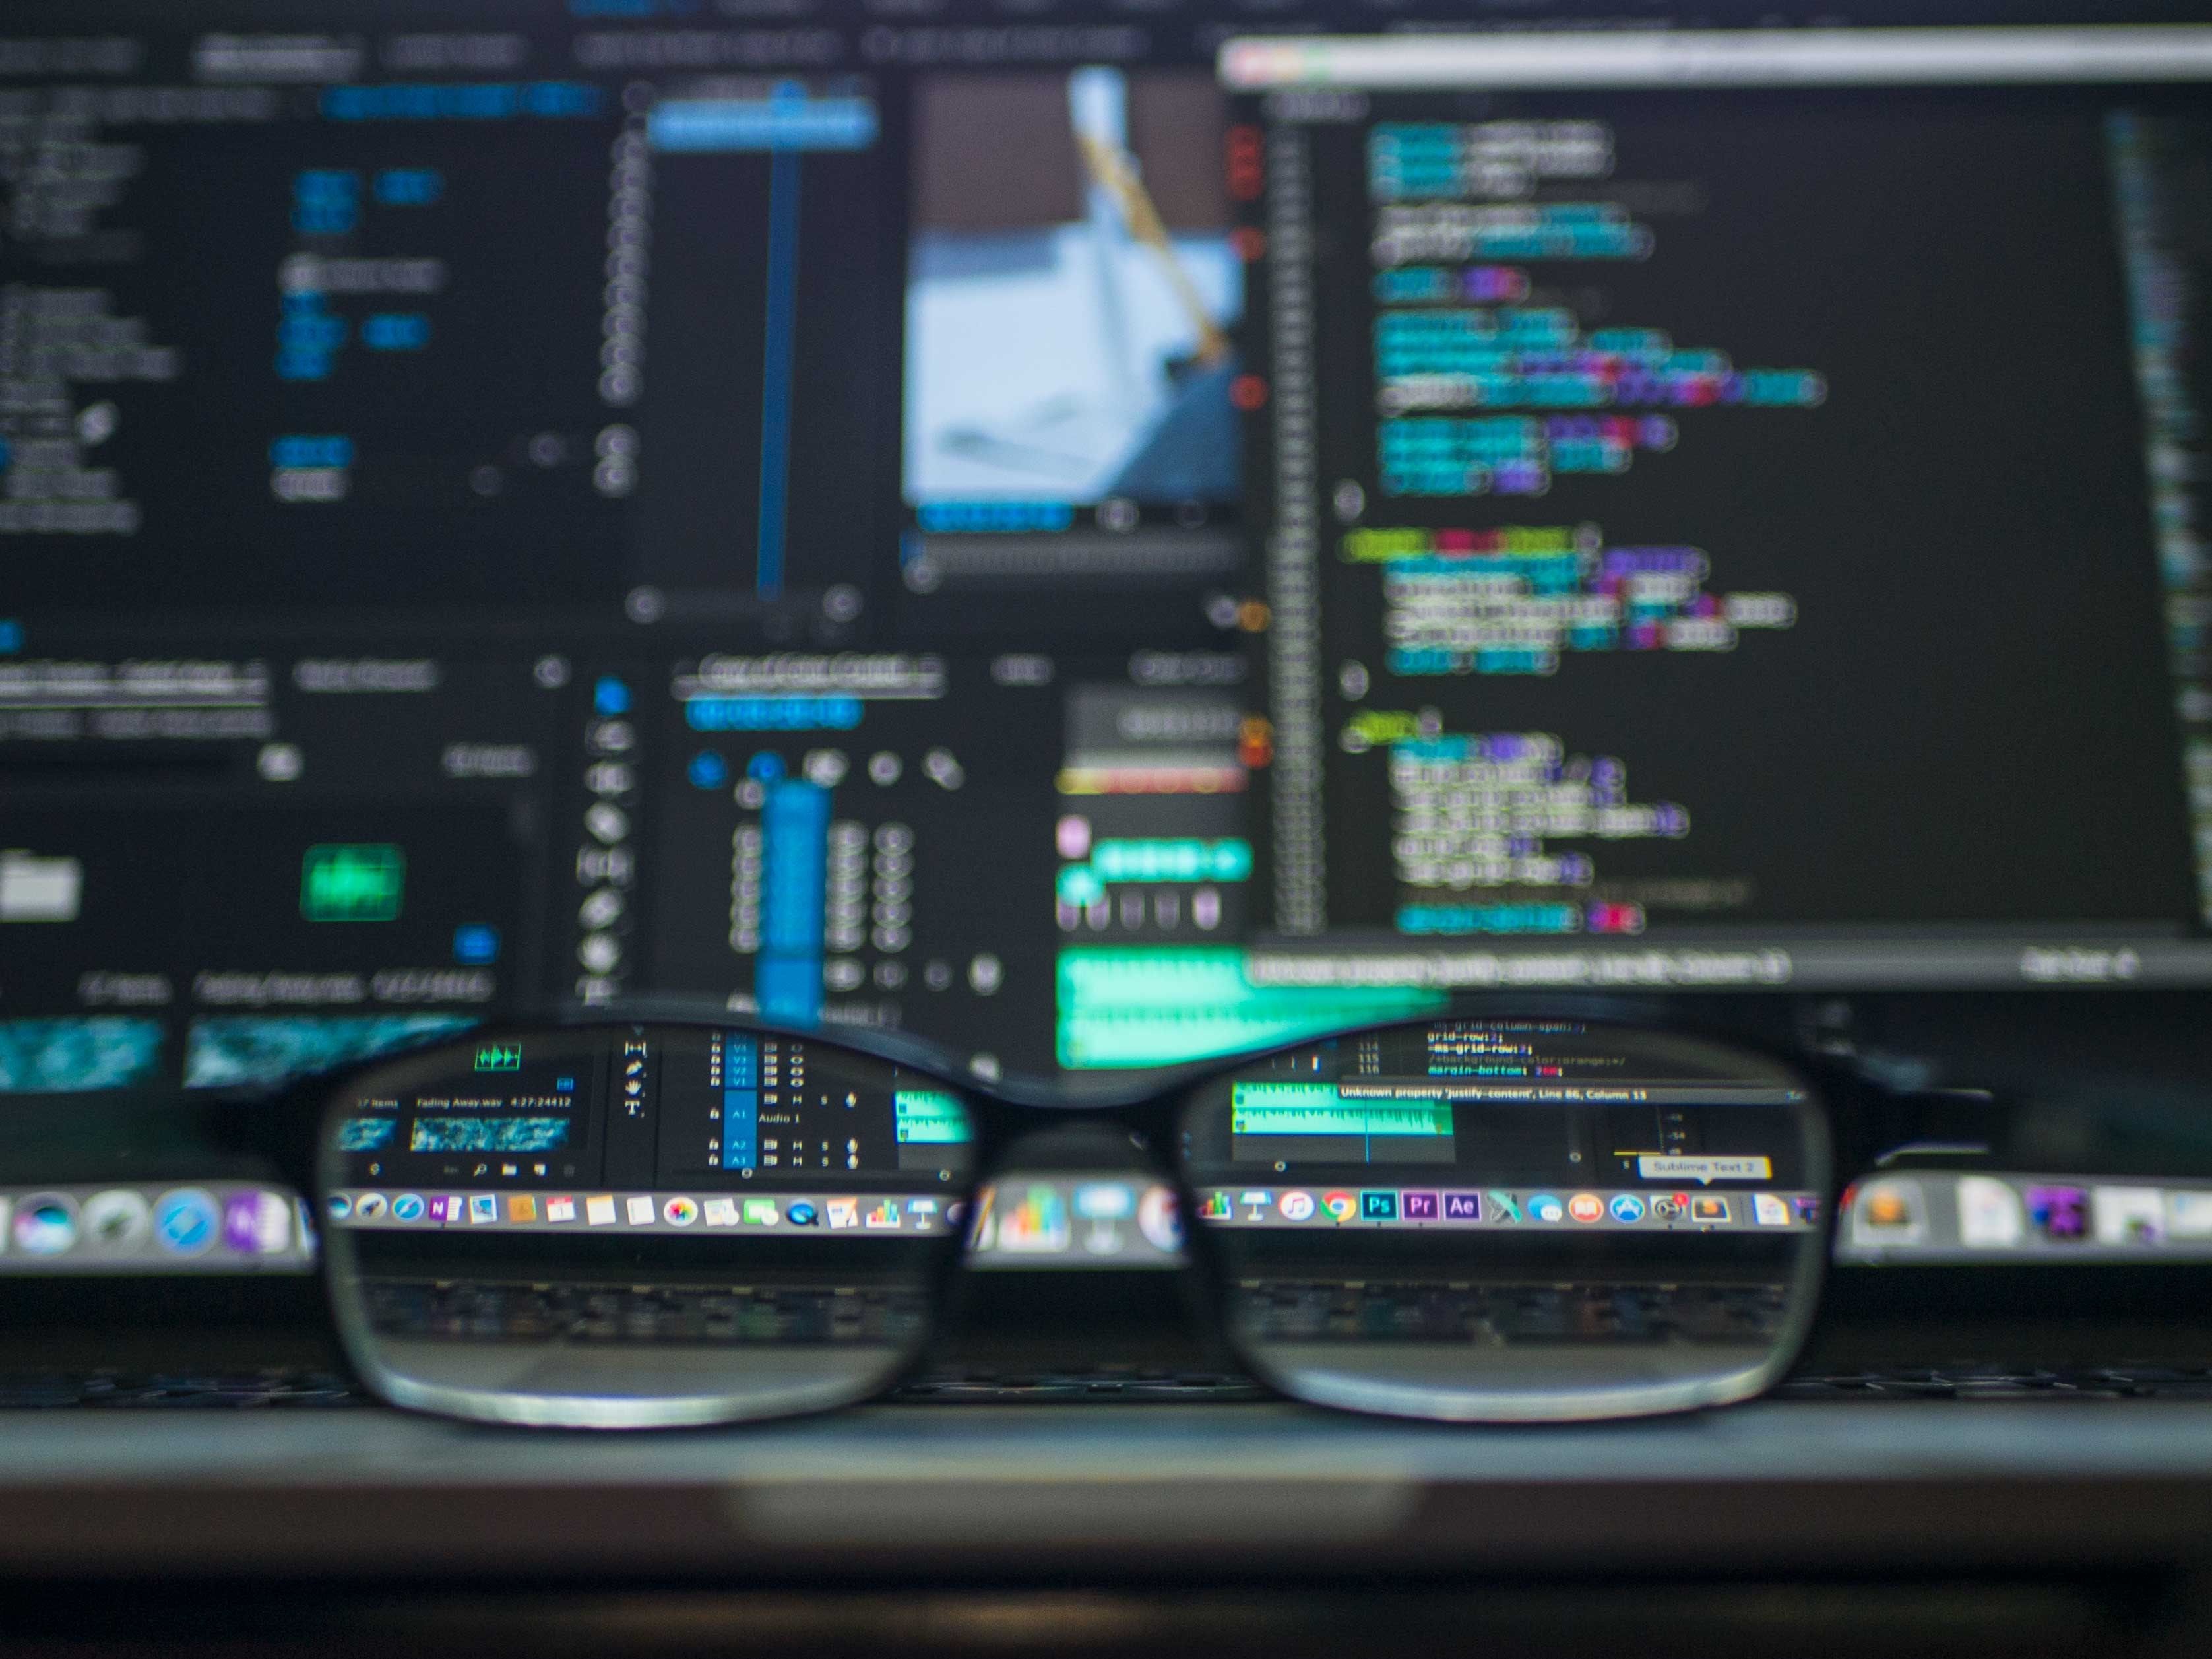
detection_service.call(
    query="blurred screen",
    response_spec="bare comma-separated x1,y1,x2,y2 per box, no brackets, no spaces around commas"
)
2,9,2208,1148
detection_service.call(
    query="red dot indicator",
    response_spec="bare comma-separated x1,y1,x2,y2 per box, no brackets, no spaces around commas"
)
1226,125,1264,200
1230,375,1268,412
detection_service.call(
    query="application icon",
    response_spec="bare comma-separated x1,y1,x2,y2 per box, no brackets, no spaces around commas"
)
1238,1190,1273,1221
1277,1190,1316,1222
1527,1192,1565,1223
467,1194,499,1226
786,1200,819,1227
907,1198,939,1219
625,1194,657,1225
545,1195,576,1223
1567,1192,1604,1223
864,1198,903,1230
1442,1192,1482,1221
966,1187,1003,1250
228,1190,294,1253
390,1192,426,1223
703,1198,739,1227
83,1188,152,1252
1650,1192,1688,1222
1074,1183,1133,1221
354,1192,388,1221
1849,1177,1925,1247
994,1187,1063,1250
1199,1190,1233,1221
14,1193,79,1257
2025,1184,2089,1242
248,1191,296,1252
1484,1190,1520,1222
154,1189,220,1255
2092,1185,2165,1247
1360,1190,1398,1221
1794,1194,1821,1226
1608,1193,1646,1223
585,1194,616,1226
1753,1192,1793,1229
1401,1192,1439,1221
663,1196,701,1227
325,1193,354,1223
826,1198,859,1230
741,1198,780,1227
1690,1195,1732,1224
1137,1185,1182,1252
505,1194,537,1224
1321,1190,1358,1222
2168,1189,2212,1239
1955,1177,2023,1247
426,1195,462,1225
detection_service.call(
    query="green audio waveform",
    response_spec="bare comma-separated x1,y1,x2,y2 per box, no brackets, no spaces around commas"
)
1231,1082,1451,1138
1055,948,1443,1069
895,1090,973,1144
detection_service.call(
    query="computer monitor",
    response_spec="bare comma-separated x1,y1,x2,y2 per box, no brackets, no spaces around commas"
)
1,3,2207,1142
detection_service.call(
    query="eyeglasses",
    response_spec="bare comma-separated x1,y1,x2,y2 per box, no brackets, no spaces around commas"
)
248,1013,1833,1429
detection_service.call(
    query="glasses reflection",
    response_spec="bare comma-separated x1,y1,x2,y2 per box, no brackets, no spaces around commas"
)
1181,1019,1823,1414
322,1027,970,1420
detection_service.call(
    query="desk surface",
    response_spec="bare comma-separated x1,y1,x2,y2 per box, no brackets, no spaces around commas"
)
5,1401,2212,1579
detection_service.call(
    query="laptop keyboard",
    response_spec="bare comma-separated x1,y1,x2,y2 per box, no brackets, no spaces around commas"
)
1768,1365,2212,1401
5,1363,2212,1409
0,1370,363,1410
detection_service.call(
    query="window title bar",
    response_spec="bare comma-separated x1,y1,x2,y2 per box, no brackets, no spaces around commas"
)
1218,28,2212,92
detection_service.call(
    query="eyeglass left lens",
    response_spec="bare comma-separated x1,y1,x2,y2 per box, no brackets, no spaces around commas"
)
316,1025,974,1428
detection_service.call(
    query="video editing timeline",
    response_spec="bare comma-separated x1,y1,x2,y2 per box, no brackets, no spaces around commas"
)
683,1028,971,1175
7,13,2212,1133
1837,1171,2212,1266
331,1027,971,1235
1232,30,2212,993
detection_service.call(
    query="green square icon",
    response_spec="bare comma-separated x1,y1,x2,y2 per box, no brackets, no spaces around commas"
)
300,843,405,922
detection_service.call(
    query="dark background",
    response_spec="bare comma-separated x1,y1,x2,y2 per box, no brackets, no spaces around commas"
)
1290,88,2197,932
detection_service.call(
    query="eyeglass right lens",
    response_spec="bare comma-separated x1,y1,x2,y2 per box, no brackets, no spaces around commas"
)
1178,1018,1829,1423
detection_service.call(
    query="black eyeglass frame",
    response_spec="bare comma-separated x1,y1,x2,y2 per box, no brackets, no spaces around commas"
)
214,1005,1838,1431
